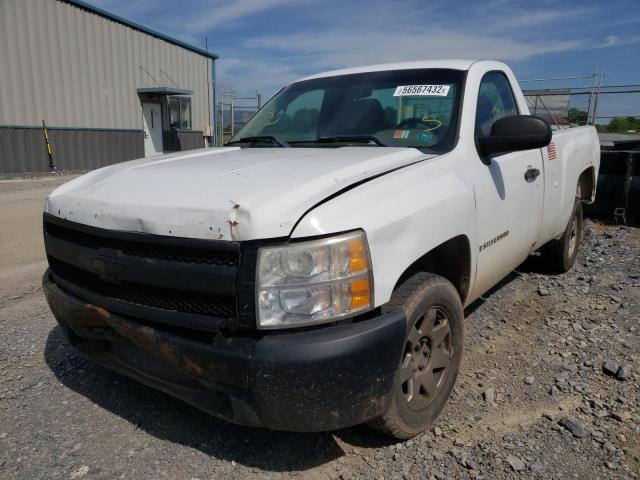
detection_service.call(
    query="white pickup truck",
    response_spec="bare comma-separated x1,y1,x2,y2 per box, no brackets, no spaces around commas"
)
43,60,600,439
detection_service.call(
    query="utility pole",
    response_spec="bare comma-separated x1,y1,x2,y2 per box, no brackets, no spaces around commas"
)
205,36,215,147
230,93,235,136
586,67,598,125
219,101,224,145
592,66,604,126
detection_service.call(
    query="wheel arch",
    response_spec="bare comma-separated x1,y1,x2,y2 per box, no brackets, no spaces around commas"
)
392,235,471,305
577,166,597,204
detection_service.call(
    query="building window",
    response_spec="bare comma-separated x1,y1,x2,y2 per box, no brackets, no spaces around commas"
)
169,96,192,130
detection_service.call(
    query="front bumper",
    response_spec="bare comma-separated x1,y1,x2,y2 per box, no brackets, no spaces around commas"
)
44,271,406,432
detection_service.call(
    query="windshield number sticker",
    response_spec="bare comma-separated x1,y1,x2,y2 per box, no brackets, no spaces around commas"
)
393,130,410,139
393,85,450,97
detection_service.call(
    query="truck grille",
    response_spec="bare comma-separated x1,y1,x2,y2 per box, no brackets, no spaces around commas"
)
48,258,236,318
45,221,239,266
43,215,244,332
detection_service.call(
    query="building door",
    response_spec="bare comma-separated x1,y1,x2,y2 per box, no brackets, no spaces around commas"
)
142,102,163,156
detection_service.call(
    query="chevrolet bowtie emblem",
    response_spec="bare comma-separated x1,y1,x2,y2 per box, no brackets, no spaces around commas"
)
89,248,125,284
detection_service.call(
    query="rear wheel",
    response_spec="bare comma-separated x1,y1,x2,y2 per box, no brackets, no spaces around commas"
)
370,273,463,439
541,199,583,273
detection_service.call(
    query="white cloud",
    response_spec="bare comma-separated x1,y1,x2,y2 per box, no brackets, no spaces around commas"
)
216,57,304,96
488,7,593,29
219,31,582,96
90,0,638,97
240,28,582,88
187,0,311,32
224,2,628,94
93,0,314,38
595,35,640,48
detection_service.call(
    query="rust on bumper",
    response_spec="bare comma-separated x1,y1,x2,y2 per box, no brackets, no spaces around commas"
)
43,270,405,432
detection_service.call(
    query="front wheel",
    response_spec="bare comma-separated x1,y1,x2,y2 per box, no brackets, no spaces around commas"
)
370,273,464,439
541,199,583,273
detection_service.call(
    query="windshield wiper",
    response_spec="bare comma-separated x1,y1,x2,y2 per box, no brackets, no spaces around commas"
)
315,135,387,146
226,135,290,148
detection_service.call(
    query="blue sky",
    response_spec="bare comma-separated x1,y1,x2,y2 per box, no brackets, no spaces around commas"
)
92,0,639,114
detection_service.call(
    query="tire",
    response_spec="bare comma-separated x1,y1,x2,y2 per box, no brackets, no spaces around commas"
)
370,272,464,439
541,199,583,273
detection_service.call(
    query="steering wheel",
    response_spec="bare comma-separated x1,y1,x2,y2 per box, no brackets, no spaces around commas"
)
397,116,443,131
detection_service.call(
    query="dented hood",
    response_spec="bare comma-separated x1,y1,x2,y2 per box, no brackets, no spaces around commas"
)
45,146,431,240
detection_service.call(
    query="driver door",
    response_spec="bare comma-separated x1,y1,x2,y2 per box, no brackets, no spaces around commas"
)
471,72,544,297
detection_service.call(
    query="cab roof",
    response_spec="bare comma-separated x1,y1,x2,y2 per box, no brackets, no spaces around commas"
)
296,59,484,83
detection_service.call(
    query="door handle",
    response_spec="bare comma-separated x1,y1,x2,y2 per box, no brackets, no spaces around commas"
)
524,167,540,182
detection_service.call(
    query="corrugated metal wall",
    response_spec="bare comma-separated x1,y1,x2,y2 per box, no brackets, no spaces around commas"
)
0,0,214,131
164,130,206,152
0,127,144,174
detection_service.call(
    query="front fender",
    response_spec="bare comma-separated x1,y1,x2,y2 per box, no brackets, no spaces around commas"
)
291,155,476,307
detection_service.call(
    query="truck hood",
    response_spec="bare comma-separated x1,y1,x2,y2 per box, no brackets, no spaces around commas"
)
45,147,432,240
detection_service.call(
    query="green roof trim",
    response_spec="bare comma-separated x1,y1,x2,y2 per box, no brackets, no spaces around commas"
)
65,0,219,60
137,87,193,95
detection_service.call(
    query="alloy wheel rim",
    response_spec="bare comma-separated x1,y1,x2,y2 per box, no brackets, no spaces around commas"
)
568,214,578,258
400,306,453,409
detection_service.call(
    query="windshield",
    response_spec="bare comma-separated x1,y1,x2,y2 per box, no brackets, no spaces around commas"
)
228,68,465,152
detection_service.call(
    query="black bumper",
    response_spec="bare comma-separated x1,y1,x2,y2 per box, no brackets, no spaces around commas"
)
43,271,406,432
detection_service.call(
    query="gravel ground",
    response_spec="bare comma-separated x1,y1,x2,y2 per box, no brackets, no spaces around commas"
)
0,177,638,480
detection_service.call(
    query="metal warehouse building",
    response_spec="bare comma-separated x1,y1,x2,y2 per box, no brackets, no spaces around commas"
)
0,0,217,174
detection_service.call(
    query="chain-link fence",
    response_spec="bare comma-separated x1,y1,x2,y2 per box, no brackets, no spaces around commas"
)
522,86,640,130
215,90,262,145
520,73,640,133
521,73,640,227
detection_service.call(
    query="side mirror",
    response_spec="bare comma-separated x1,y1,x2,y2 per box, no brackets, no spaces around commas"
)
476,115,551,158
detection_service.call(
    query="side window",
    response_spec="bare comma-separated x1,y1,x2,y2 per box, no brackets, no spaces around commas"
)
475,72,518,136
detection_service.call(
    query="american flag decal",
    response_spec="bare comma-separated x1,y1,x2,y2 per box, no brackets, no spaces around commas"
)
547,142,557,161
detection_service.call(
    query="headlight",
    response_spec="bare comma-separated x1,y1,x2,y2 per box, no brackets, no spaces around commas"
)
256,231,373,329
